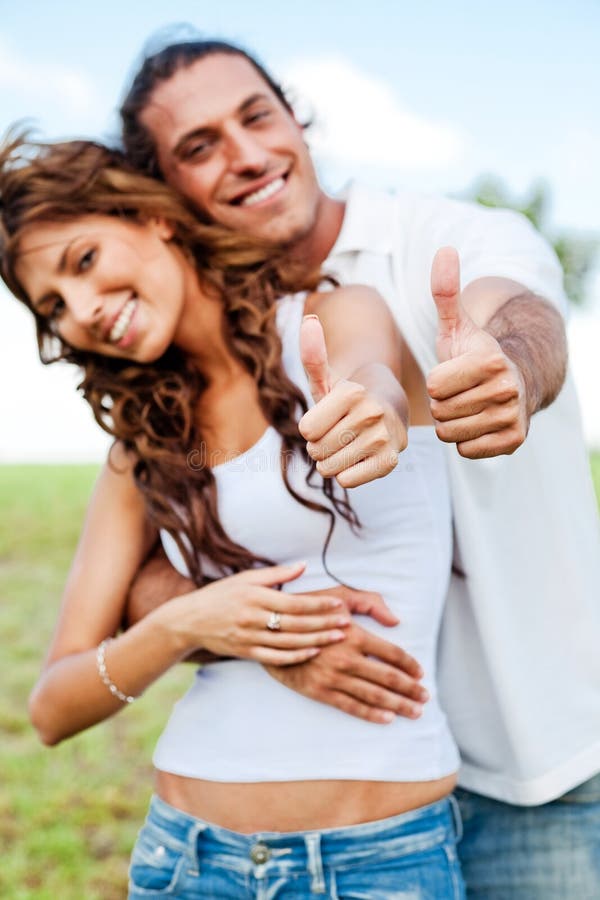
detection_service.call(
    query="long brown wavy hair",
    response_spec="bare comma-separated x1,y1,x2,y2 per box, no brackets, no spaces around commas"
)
0,133,358,584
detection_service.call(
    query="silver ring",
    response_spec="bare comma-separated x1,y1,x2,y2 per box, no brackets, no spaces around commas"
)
266,611,282,631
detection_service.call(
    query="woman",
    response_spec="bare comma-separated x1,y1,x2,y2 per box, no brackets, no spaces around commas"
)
0,134,464,899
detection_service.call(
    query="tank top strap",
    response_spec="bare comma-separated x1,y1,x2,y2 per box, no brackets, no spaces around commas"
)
275,293,314,405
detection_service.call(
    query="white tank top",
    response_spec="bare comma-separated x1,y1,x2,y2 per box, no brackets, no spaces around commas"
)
153,295,459,782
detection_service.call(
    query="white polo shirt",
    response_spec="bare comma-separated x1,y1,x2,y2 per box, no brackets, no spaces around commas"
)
327,182,600,805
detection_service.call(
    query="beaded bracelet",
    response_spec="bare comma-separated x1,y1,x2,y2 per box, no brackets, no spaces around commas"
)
96,639,136,704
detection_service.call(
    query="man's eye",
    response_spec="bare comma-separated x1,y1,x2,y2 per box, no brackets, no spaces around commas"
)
183,141,211,161
77,248,96,272
245,109,270,125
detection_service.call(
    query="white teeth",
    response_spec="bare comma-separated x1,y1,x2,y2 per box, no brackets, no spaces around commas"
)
240,176,285,207
109,298,137,343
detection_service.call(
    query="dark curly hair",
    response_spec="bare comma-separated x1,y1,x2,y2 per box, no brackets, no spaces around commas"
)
120,37,296,180
0,132,357,584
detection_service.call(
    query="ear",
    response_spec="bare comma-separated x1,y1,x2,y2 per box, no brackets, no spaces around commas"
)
147,216,175,240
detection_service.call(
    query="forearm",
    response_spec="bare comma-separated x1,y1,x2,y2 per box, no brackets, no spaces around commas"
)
485,293,568,415
29,611,185,746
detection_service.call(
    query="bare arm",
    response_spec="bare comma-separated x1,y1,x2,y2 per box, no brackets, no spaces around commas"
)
30,448,352,746
427,249,568,458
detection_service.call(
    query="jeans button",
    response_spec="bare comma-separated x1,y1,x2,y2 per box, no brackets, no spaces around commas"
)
250,842,271,864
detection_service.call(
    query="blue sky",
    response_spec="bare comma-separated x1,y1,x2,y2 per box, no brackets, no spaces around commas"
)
1,1,599,458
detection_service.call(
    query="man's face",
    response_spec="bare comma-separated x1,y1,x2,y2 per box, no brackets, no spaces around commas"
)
140,53,324,246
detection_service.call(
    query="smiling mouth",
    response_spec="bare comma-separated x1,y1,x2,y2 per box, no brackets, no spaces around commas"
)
108,296,138,344
233,174,287,208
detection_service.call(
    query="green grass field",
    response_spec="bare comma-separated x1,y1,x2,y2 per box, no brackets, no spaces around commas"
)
1,458,599,898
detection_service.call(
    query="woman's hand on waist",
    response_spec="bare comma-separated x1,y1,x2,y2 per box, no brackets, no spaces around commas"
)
150,562,353,665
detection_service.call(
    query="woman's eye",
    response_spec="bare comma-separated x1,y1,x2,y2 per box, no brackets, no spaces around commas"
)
45,298,66,324
77,248,96,272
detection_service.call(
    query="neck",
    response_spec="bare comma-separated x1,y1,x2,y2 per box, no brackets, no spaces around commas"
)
173,259,241,382
288,192,346,269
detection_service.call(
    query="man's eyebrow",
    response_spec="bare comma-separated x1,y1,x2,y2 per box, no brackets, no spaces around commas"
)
238,92,271,114
172,93,273,157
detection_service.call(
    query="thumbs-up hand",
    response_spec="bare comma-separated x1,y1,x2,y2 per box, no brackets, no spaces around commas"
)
298,315,407,488
427,247,529,458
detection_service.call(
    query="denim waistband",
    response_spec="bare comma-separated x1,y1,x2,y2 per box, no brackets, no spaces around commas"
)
142,793,461,891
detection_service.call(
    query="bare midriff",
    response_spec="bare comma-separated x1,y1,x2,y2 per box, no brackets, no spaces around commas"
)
154,770,457,833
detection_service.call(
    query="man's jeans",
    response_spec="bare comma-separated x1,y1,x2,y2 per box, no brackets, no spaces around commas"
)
456,771,600,898
128,793,465,898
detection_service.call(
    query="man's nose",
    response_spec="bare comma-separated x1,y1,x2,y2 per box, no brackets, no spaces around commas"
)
225,127,270,175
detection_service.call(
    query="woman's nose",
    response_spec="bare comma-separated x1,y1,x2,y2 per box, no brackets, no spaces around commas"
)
68,287,104,329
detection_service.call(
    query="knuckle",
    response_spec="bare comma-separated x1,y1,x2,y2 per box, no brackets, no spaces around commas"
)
487,352,509,375
306,440,324,461
316,459,334,478
371,427,389,452
434,421,453,442
495,380,520,404
457,441,478,459
345,381,367,403
335,469,354,489
426,373,441,398
236,610,254,629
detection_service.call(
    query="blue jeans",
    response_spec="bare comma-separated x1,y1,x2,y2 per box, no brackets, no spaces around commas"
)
128,793,465,899
456,771,600,898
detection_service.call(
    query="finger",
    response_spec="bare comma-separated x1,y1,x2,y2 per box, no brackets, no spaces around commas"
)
334,453,399,489
456,425,526,459
236,561,307,587
426,354,489,401
333,673,425,718
251,628,347,649
343,656,429,703
342,590,400,627
431,246,462,344
434,404,519,444
260,589,345,614
251,646,322,666
272,610,351,633
300,314,332,403
318,689,396,725
305,400,382,462
298,381,362,442
313,425,387,478
359,632,424,678
430,381,515,422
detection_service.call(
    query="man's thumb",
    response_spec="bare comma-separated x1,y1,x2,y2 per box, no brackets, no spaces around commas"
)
300,314,332,403
431,247,463,344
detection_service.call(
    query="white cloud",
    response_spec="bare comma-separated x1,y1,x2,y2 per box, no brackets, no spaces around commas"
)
283,56,465,170
0,38,99,120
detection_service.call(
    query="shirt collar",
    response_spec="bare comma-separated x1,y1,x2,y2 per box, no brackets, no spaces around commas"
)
329,181,396,257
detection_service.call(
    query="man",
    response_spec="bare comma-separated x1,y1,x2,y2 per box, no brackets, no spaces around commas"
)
120,38,600,897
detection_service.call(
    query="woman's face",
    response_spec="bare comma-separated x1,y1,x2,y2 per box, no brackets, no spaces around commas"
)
15,214,188,362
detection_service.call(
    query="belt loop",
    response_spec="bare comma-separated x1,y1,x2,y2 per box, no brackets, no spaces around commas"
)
448,794,463,843
186,821,207,876
304,833,326,894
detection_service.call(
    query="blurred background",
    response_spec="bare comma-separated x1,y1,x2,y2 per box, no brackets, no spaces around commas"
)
1,2,598,897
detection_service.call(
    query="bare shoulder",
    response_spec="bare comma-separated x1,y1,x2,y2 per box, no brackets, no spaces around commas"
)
305,284,390,319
